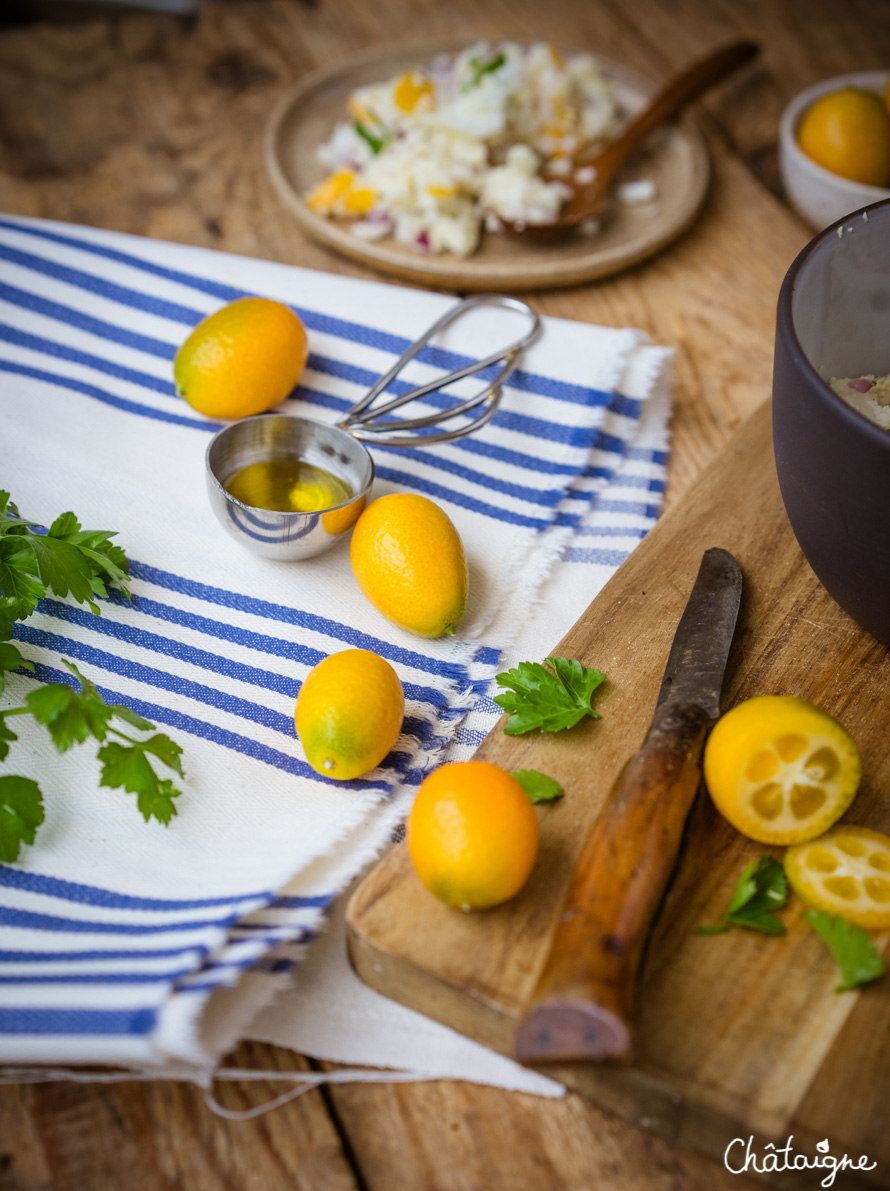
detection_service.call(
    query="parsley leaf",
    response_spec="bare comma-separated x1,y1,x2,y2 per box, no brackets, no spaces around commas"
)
0,491,37,535
802,910,885,991
26,533,97,610
462,51,506,91
0,775,44,863
699,856,788,935
0,502,131,623
25,667,115,752
0,537,46,622
1,493,183,853
493,656,605,735
98,740,181,825
0,640,32,695
512,769,565,804
0,712,19,762
12,658,184,826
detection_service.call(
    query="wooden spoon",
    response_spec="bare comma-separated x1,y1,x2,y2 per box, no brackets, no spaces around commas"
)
503,40,759,237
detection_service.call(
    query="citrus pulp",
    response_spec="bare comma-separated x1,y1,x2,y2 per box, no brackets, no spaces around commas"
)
786,825,890,929
703,695,861,846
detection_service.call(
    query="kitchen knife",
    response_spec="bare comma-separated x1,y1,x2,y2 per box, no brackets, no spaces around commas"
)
514,546,743,1066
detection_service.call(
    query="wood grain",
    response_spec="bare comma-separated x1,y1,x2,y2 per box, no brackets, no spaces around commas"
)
347,402,890,1185
2,1,890,1189
0,1044,359,1191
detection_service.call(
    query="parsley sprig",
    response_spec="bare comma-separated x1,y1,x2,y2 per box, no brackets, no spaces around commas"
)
493,656,605,735
802,910,885,991
1,491,186,861
699,855,789,935
0,490,131,692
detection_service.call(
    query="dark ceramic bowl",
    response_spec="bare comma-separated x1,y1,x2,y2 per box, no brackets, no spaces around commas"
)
773,197,890,647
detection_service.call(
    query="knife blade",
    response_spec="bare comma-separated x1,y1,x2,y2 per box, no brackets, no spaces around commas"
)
514,547,743,1066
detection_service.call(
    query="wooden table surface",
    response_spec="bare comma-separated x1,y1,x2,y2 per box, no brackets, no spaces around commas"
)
1,1,889,1188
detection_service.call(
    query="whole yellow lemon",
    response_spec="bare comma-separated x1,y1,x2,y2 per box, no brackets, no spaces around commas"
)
174,297,309,420
408,761,539,911
797,87,890,187
350,494,468,638
295,649,404,781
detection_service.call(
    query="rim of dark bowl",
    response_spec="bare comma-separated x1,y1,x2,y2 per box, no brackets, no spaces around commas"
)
777,195,890,448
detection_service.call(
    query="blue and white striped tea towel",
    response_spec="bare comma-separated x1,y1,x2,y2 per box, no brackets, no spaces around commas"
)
0,215,671,1076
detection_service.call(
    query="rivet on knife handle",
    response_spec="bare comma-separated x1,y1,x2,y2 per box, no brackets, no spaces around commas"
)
514,548,743,1066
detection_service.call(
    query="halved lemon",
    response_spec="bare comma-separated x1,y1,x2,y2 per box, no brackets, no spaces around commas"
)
703,696,861,845
786,826,890,929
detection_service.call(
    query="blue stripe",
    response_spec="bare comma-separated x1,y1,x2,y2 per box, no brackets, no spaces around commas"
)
0,863,268,910
580,468,666,492
0,903,235,935
0,280,176,358
0,241,204,326
0,951,290,986
127,560,500,674
0,359,210,431
18,661,399,790
1,352,634,519
290,383,624,471
17,619,453,755
0,1007,156,1035
307,347,638,426
0,291,633,480
37,597,459,712
1,356,598,529
561,525,648,539
0,253,642,490
0,946,206,962
0,218,638,412
0,968,194,986
628,445,668,464
0,218,241,302
15,622,299,738
0,287,638,473
554,498,660,526
0,321,175,395
562,546,633,566
373,465,549,529
268,894,332,909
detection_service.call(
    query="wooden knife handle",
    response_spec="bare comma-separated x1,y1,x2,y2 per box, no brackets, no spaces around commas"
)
514,700,710,1066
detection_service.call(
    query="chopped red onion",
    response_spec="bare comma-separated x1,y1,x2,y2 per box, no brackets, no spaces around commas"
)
847,377,875,393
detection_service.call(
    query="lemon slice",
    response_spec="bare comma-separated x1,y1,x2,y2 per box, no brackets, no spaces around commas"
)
786,826,890,929
703,696,861,845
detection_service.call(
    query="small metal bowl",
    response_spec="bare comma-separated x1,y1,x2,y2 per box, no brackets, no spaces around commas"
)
203,295,542,561
206,415,374,560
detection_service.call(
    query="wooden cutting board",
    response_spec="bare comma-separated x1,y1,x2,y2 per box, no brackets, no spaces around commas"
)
346,400,890,1187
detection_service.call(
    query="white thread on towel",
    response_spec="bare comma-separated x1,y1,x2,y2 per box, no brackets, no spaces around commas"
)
0,1064,434,1119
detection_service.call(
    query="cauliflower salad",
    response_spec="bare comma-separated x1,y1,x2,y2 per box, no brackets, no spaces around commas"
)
306,42,624,256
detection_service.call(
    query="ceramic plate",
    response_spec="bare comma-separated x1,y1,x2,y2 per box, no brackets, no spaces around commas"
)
264,40,711,291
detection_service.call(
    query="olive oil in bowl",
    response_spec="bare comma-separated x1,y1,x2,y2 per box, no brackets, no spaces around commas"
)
225,458,353,513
